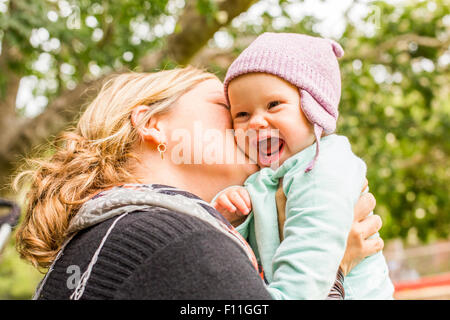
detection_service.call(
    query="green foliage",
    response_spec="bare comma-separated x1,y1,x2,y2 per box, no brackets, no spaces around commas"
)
196,0,218,16
339,0,449,242
1,0,171,102
0,239,43,299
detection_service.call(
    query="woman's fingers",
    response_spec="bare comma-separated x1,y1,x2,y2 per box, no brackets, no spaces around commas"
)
363,237,384,257
342,192,384,274
359,214,383,239
228,191,250,215
354,192,376,222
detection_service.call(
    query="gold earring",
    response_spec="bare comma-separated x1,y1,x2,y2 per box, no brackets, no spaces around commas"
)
157,143,167,159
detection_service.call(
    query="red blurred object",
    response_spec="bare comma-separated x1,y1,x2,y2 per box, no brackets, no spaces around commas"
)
395,272,450,291
393,273,450,299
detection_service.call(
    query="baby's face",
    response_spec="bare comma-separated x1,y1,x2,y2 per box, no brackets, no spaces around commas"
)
228,73,315,168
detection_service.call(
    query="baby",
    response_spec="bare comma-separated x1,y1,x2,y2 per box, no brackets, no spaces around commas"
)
212,33,394,299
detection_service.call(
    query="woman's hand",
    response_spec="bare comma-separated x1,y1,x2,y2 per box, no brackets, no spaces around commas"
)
340,180,384,276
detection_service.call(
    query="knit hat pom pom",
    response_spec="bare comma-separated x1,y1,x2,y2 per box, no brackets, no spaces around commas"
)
328,39,344,58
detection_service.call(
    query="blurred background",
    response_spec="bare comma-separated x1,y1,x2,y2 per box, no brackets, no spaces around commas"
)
0,0,449,299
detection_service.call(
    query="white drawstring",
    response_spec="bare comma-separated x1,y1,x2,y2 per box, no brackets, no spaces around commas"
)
70,213,128,300
305,124,323,173
33,233,77,300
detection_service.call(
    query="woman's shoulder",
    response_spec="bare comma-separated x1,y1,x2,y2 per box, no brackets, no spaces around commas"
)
111,209,270,300
37,208,223,300
78,206,219,250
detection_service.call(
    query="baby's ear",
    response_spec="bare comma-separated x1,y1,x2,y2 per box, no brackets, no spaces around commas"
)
328,39,344,58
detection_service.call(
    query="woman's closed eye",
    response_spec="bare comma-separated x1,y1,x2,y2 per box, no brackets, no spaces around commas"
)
214,101,229,109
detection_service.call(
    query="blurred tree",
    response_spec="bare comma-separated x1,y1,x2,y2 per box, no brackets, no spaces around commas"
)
336,1,450,243
0,0,449,298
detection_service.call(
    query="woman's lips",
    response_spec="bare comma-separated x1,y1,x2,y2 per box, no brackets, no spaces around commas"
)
257,137,284,167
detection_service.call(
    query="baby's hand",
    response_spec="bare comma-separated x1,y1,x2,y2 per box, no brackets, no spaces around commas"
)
213,186,252,227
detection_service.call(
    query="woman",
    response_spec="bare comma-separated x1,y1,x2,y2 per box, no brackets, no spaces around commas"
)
14,66,383,300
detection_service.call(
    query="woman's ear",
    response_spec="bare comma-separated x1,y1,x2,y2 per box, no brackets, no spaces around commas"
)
131,105,167,145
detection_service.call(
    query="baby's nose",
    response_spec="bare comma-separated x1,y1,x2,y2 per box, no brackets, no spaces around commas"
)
248,114,268,129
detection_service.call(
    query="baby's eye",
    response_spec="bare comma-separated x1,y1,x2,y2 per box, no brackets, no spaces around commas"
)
268,101,281,109
234,111,249,119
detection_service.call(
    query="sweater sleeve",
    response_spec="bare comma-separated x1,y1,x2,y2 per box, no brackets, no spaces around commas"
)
267,138,367,300
115,229,272,300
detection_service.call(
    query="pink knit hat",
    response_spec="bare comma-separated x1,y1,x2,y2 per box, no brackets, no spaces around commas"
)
224,32,344,172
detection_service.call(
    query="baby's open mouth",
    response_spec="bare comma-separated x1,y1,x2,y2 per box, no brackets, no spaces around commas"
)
257,137,284,167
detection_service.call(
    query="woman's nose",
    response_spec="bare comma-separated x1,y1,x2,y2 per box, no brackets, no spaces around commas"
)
248,114,268,130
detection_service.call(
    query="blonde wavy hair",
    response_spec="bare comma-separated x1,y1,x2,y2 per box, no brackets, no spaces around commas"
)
13,66,217,269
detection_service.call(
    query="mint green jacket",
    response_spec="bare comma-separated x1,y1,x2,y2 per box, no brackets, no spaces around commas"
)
234,134,394,300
